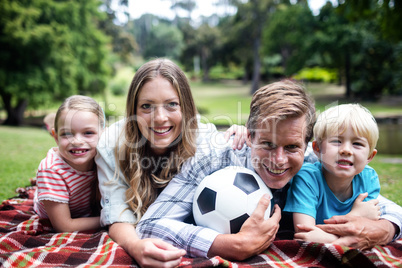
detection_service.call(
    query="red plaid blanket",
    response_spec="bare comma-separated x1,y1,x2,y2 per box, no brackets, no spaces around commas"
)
1,187,402,267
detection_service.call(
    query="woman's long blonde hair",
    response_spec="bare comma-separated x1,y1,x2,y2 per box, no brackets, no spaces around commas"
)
116,59,198,223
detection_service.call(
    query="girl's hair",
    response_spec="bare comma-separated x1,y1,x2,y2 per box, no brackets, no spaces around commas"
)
247,79,316,145
54,95,105,133
116,58,198,223
314,103,379,154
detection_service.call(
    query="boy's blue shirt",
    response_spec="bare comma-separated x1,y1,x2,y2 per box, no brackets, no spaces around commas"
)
284,162,380,224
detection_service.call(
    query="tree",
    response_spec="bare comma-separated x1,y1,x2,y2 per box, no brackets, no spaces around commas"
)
128,14,184,61
143,22,184,60
180,22,221,81
317,4,351,96
334,0,402,98
262,3,316,76
227,0,279,93
314,0,401,99
0,0,111,125
98,0,137,64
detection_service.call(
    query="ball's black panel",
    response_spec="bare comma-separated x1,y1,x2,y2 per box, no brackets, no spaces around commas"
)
197,187,217,215
229,213,250,234
233,172,259,194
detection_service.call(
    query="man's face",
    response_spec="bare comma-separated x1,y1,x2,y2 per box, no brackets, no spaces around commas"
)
248,116,307,189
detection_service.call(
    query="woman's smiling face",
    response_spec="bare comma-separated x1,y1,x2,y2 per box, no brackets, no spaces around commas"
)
136,76,182,155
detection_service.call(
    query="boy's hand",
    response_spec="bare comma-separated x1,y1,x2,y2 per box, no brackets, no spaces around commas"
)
348,193,380,220
295,224,339,243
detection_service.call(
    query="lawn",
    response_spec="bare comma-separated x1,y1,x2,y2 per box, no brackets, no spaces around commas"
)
1,81,402,204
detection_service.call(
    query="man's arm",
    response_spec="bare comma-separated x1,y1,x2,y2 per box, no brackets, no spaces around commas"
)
137,154,224,258
138,171,280,260
316,194,402,249
137,141,281,259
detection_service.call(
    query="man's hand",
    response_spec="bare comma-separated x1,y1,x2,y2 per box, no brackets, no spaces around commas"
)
208,194,281,260
316,215,395,250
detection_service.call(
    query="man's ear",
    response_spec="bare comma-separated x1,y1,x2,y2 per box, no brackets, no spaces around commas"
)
367,149,377,164
312,141,320,157
246,129,252,147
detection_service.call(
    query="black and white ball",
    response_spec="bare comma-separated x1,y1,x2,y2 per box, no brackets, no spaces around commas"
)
193,166,272,234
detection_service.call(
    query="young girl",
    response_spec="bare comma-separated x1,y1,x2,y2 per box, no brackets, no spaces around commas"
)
96,58,247,267
34,95,105,232
284,103,381,243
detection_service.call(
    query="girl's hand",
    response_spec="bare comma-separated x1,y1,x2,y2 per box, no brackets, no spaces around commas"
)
224,124,248,150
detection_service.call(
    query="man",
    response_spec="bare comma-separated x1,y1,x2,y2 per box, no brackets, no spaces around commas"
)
137,80,402,260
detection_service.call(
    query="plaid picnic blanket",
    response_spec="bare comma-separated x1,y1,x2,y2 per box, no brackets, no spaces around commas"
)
1,186,402,267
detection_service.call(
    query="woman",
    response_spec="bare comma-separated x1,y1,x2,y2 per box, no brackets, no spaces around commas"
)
96,58,246,267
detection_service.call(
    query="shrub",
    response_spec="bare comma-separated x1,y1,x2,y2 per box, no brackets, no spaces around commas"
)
293,67,337,83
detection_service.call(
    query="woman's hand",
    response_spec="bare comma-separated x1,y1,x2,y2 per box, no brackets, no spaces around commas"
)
129,238,186,268
109,222,185,268
224,124,248,149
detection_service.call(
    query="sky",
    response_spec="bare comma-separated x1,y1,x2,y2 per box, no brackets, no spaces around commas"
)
118,0,337,21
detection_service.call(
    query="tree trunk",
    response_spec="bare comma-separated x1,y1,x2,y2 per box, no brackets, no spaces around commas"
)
345,52,352,98
1,92,28,126
251,37,261,94
201,48,210,82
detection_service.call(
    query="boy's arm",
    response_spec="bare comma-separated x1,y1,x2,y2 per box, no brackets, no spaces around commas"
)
294,212,316,232
293,212,338,243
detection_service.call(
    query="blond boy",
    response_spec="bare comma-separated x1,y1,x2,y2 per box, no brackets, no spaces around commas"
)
284,104,381,243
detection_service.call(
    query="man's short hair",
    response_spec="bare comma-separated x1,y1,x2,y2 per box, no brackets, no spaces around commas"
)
246,80,316,145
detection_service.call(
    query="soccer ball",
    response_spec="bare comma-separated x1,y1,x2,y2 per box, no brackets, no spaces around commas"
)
193,166,272,234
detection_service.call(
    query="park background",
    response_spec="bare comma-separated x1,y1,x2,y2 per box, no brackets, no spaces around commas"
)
0,0,401,204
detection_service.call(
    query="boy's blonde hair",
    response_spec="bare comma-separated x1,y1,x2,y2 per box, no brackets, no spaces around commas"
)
314,104,379,154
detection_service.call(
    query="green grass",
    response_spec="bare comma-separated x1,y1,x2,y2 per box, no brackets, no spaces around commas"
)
191,81,252,125
0,126,54,201
369,155,402,205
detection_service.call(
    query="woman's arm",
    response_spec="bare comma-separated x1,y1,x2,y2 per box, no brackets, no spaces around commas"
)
108,222,185,268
